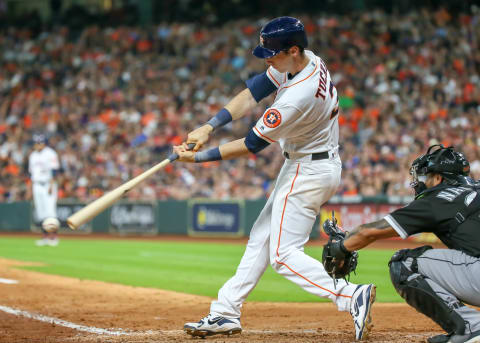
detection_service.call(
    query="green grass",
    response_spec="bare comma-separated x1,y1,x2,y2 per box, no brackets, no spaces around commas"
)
0,237,402,302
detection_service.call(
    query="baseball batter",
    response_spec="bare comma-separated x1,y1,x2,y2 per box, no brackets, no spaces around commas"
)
324,145,480,343
175,17,375,340
28,133,60,246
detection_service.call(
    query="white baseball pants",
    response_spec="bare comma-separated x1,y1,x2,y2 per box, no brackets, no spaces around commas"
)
211,153,358,318
32,182,57,222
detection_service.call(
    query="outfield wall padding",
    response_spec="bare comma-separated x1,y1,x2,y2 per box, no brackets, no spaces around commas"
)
0,196,414,238
0,201,32,231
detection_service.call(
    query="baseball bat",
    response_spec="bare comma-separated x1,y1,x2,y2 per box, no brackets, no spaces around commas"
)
67,143,195,230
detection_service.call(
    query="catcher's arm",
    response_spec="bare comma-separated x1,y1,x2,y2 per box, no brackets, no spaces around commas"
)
322,215,400,287
343,219,399,251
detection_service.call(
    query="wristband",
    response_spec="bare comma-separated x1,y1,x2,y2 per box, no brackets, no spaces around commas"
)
194,147,222,162
206,108,232,130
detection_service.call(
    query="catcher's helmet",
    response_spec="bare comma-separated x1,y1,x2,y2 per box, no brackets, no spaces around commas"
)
410,145,470,187
253,16,308,59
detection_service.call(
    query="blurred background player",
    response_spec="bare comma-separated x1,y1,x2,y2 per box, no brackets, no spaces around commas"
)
28,133,61,246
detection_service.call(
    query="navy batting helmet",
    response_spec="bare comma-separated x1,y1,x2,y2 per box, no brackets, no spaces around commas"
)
33,133,47,144
253,16,308,59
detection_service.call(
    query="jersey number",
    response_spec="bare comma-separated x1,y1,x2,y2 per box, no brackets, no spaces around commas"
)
330,82,339,120
316,78,336,98
316,80,339,120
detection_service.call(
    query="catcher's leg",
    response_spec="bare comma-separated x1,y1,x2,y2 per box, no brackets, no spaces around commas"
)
417,248,480,339
389,247,467,335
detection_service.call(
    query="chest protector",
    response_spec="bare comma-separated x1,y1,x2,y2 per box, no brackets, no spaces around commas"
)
444,187,480,257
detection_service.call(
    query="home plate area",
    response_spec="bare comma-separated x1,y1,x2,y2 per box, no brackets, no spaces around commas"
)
0,258,440,343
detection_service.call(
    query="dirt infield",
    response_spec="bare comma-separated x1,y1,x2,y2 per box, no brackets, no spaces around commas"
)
0,257,443,343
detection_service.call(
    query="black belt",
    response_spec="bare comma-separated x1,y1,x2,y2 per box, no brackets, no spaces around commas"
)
283,151,329,160
34,182,48,186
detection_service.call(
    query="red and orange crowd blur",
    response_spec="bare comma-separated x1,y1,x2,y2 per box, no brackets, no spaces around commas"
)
0,8,479,202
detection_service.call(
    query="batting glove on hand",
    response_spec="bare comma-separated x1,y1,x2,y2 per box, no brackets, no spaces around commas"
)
186,125,213,152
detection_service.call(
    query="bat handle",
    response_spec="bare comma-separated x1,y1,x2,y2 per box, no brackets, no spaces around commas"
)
168,143,196,161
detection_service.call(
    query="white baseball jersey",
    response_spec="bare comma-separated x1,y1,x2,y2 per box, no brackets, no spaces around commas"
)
29,147,60,183
252,50,339,154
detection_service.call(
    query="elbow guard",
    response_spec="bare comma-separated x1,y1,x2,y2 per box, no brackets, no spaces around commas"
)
245,72,277,103
245,129,270,153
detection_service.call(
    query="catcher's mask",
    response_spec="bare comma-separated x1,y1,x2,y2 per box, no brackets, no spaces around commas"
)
410,144,470,196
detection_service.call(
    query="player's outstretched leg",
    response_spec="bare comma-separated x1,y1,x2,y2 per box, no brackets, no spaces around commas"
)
184,314,242,338
350,284,376,340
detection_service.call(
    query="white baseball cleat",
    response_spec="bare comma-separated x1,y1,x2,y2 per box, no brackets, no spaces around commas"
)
184,313,242,337
35,238,48,247
350,284,376,340
47,238,59,247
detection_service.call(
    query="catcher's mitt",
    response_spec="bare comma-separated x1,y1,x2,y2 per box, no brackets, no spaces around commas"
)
322,212,358,288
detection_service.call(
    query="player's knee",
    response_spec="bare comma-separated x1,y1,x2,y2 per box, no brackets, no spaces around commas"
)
388,245,433,288
389,250,415,294
269,247,295,271
389,246,430,292
270,258,281,271
269,251,286,271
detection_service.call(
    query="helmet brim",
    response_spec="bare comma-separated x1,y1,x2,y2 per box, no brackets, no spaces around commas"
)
253,45,278,59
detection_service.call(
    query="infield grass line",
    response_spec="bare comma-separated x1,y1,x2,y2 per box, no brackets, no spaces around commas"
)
0,237,402,302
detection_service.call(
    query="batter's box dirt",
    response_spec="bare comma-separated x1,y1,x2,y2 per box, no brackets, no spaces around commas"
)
0,258,440,343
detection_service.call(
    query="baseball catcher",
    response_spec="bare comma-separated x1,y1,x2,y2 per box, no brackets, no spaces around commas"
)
322,211,358,288
322,145,480,343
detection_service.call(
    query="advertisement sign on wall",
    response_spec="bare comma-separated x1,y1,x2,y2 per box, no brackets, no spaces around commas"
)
188,199,244,237
110,202,157,235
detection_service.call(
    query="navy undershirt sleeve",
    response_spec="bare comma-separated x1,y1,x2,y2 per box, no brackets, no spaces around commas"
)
245,129,270,153
245,72,277,103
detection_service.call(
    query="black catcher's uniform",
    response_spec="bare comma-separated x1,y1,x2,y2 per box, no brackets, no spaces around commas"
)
386,145,480,343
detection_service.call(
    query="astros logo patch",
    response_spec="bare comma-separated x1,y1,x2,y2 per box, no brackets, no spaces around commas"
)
263,109,282,128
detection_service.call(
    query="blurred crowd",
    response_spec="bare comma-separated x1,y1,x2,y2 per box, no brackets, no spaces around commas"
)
1,8,479,202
